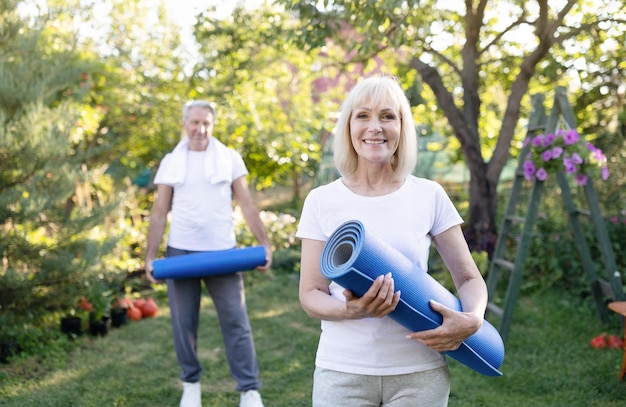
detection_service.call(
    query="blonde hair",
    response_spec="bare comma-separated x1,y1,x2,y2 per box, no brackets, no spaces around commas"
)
333,76,417,180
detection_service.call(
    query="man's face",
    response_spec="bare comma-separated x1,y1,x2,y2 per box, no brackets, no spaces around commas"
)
183,107,214,151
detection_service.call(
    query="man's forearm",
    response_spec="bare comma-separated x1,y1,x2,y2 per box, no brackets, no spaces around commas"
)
145,216,167,262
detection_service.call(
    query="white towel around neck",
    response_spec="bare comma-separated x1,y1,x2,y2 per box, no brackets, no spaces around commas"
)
153,136,233,186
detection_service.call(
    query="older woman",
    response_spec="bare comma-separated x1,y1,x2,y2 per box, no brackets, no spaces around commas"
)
296,76,488,407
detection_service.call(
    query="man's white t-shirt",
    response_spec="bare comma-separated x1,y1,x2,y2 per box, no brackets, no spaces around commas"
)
296,176,464,375
155,148,248,251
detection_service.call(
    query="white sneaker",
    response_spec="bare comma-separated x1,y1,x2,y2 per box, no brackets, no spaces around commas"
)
240,389,264,407
180,381,201,407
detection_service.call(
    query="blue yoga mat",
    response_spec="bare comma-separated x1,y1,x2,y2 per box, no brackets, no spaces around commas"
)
320,220,505,377
153,246,266,279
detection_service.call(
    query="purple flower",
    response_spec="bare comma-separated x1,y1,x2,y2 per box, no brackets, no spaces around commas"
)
543,133,556,146
551,146,563,159
611,216,619,224
536,167,548,181
602,166,609,180
563,129,579,145
523,160,535,170
563,158,577,174
527,131,609,185
523,160,536,180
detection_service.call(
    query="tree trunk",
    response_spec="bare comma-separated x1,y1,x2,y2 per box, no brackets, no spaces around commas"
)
465,169,499,258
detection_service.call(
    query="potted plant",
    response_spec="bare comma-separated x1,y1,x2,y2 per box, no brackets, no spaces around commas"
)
110,296,133,328
84,280,113,337
60,313,84,337
59,284,88,337
60,296,92,337
522,129,609,185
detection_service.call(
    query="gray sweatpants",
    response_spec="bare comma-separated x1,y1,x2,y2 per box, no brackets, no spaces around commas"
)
312,365,450,407
165,246,261,391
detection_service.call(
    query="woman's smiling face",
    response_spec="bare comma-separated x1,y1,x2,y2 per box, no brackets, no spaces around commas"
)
349,101,401,166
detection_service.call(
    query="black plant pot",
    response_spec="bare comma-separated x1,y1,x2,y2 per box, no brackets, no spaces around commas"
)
60,316,83,337
0,341,20,364
111,308,128,328
88,316,110,337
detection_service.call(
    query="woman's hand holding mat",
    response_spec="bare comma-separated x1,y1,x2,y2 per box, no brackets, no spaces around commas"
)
320,220,505,377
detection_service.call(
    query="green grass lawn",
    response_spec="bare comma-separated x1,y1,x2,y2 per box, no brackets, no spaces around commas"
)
1,272,625,406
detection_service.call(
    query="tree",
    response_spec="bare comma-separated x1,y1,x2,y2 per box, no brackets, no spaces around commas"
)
0,0,117,333
65,0,199,279
191,4,343,199
278,0,626,255
81,0,192,179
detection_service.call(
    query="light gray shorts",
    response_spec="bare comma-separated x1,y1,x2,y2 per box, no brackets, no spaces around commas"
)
312,365,450,407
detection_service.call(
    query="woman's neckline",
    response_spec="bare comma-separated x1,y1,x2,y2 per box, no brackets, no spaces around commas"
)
339,176,407,197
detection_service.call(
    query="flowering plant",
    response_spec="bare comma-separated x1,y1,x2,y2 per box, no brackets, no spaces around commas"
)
522,129,609,185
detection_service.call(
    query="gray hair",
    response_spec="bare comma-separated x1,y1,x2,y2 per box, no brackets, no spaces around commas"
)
183,100,216,121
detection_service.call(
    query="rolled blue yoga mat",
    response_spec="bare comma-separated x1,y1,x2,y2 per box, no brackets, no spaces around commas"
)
153,246,266,279
320,220,505,377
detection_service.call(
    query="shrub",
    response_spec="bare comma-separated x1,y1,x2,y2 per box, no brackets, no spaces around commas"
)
234,208,299,252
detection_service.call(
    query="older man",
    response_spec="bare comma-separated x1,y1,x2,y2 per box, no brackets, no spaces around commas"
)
144,100,272,407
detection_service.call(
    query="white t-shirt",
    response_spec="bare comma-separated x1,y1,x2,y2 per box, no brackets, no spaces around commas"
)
296,176,463,375
155,149,248,251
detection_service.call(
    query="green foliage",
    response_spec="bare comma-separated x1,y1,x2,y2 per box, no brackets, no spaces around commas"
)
83,278,115,321
270,248,302,275
494,181,626,296
192,5,337,193
524,216,587,293
233,207,301,275
81,0,191,179
278,0,626,252
0,0,123,346
595,212,626,278
0,318,78,364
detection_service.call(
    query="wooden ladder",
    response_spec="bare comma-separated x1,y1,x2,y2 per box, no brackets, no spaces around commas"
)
485,87,624,343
